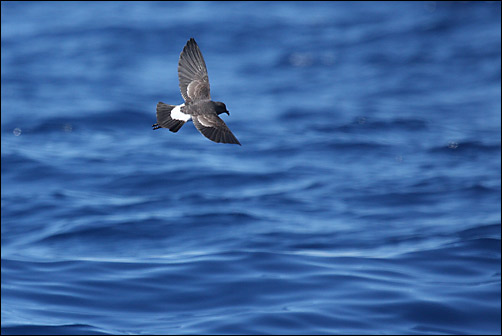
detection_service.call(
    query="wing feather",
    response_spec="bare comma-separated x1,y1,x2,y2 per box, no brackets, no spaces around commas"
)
192,114,241,145
178,38,210,102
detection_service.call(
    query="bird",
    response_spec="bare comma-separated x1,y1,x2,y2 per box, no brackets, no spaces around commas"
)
152,38,241,145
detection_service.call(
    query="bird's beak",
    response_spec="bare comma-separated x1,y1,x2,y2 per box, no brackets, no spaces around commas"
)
225,111,230,115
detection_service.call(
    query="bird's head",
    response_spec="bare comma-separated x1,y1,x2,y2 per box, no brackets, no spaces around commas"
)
214,101,229,115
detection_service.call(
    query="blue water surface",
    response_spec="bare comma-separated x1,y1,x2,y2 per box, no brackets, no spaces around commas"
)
1,1,501,335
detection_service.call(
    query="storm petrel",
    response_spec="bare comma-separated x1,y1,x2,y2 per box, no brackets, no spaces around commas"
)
152,38,241,145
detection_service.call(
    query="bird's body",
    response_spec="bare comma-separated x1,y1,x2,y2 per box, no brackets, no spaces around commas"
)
153,38,241,145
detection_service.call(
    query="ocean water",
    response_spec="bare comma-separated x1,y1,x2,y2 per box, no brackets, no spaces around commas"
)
1,1,501,335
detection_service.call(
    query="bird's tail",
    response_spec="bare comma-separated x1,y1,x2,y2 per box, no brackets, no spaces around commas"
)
153,102,185,133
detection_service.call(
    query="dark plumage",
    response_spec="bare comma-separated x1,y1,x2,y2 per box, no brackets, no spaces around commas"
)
152,38,241,145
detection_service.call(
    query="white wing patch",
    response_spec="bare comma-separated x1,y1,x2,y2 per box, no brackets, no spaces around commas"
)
198,115,212,127
171,104,191,122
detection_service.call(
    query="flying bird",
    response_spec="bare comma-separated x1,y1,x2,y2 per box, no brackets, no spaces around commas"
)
152,38,241,145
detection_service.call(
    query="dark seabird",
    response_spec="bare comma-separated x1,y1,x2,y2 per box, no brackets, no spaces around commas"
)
152,38,241,145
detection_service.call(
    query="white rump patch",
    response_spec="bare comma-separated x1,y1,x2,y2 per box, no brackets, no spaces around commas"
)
171,104,191,122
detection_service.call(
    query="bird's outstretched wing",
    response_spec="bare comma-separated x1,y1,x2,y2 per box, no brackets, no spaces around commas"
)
192,114,241,145
178,38,210,102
